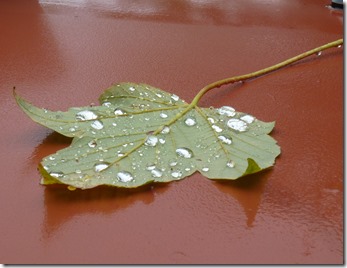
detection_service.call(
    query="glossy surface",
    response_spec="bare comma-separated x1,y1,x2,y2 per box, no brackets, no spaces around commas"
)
0,0,343,264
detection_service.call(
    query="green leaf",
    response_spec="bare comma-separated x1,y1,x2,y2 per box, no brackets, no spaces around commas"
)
15,83,280,189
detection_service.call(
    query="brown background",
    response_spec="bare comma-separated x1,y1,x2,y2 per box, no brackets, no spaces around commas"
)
0,0,343,264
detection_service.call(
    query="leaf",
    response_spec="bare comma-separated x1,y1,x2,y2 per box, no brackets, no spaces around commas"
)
15,83,280,189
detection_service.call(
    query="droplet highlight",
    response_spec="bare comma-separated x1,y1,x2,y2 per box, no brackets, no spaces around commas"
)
226,160,235,168
171,171,182,178
76,110,98,121
114,108,125,115
240,115,255,124
227,119,248,132
117,171,134,182
218,135,232,145
91,120,104,130
218,106,236,117
184,117,196,126
176,148,193,158
161,126,170,134
145,135,158,146
94,162,109,172
160,112,168,118
151,169,163,178
212,125,223,133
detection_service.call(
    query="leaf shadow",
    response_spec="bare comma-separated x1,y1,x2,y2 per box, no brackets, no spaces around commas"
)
31,131,169,240
211,169,272,228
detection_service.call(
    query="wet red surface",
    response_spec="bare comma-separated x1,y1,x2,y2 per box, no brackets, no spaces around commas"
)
0,0,343,264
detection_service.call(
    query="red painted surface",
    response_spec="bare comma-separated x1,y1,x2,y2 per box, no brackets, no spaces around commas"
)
0,0,343,264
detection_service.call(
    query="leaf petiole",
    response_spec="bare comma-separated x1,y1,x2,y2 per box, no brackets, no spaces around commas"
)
191,38,343,106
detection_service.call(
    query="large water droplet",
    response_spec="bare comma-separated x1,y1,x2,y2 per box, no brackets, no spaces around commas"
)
240,115,255,124
91,120,104,130
227,119,248,132
207,117,215,124
151,169,163,178
49,171,64,178
171,94,179,101
212,125,223,133
76,110,98,121
117,171,134,182
114,108,125,115
102,102,112,107
146,164,156,171
184,117,196,126
161,126,170,134
160,112,168,118
218,135,232,144
226,160,235,168
218,106,236,117
171,171,182,178
145,135,158,146
94,162,109,172
176,148,193,158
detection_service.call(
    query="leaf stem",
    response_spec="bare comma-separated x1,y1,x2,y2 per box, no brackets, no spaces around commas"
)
191,38,343,106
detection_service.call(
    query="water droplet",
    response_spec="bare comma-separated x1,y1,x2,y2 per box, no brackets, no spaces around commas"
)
145,118,150,121
88,140,97,148
338,45,342,48
156,93,162,98
128,86,135,92
151,169,163,178
207,117,215,124
240,115,255,124
49,171,64,178
112,122,117,127
117,171,134,182
159,138,166,144
161,126,170,134
202,167,209,172
91,120,104,130
146,164,156,171
67,185,76,191
227,119,248,132
49,156,55,160
75,169,82,174
226,160,235,168
102,102,112,107
169,161,178,167
160,112,168,118
171,171,182,178
145,135,158,146
171,94,179,101
69,127,76,132
218,106,236,117
76,110,98,121
176,148,193,158
114,108,125,115
94,162,109,172
317,51,322,56
218,135,232,144
184,117,196,126
212,125,223,133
